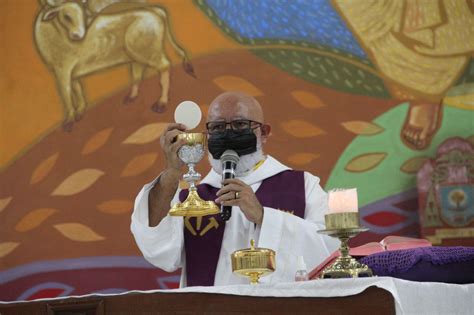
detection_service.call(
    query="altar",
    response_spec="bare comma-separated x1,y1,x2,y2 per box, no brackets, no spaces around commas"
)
1,277,473,314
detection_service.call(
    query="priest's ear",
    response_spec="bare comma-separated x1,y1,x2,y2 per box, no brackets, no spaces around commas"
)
260,123,272,144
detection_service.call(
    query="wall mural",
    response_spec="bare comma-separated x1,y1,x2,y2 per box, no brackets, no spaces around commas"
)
35,0,195,130
1,0,473,301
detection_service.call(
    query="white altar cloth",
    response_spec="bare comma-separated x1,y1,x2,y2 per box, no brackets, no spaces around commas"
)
2,277,473,315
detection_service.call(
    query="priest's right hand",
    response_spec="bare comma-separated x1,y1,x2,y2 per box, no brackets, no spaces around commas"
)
148,123,187,227
160,123,187,172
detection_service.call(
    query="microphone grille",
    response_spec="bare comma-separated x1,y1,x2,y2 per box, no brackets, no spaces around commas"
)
220,150,240,164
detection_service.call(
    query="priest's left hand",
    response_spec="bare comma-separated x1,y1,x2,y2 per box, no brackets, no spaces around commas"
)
216,179,263,225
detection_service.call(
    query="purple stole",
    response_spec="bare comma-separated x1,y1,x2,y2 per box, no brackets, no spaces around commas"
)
179,170,305,286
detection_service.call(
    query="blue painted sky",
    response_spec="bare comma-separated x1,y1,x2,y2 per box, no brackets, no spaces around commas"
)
206,0,367,58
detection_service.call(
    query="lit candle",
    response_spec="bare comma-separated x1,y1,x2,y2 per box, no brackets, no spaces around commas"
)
328,188,358,213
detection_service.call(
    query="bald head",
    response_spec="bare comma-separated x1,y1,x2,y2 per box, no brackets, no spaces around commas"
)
207,91,264,123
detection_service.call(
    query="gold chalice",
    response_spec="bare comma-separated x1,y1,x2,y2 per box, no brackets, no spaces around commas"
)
168,133,219,217
231,240,276,284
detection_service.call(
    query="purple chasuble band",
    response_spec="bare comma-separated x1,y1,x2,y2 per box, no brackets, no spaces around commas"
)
179,170,306,286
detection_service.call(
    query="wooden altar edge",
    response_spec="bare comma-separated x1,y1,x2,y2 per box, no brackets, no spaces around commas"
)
0,286,394,314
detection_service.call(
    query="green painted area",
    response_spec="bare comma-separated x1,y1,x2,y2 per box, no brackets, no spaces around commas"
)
252,48,389,98
325,104,474,207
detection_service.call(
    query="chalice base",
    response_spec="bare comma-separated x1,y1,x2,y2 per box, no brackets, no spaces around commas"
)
320,256,373,279
169,189,219,217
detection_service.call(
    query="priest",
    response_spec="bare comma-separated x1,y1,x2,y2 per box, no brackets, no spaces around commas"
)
131,91,338,287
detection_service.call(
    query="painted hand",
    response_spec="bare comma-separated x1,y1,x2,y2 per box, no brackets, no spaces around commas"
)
215,178,264,225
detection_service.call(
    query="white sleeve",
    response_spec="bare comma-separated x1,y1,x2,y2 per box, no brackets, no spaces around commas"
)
257,172,339,283
130,176,184,272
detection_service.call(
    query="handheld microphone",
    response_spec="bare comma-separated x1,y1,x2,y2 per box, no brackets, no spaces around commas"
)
220,150,240,221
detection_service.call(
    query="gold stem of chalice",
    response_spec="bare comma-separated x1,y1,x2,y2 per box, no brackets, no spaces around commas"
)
168,133,219,217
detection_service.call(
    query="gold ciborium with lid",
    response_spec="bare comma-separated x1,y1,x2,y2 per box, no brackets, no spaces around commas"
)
231,239,276,284
168,133,219,217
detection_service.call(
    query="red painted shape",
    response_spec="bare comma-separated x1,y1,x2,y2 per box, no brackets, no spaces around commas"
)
27,288,64,300
364,211,408,227
164,281,179,289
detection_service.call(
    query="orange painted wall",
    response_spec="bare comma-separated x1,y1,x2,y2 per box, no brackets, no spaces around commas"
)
0,0,239,169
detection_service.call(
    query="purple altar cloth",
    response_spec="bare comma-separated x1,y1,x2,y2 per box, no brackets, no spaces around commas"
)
360,246,474,284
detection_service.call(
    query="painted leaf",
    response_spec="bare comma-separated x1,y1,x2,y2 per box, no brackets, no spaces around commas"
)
0,242,19,258
400,157,430,174
345,153,387,172
81,127,114,155
120,153,158,177
213,76,263,96
15,208,58,232
52,169,104,196
291,90,325,109
30,152,59,184
97,200,133,214
0,196,12,213
122,123,168,145
288,153,320,165
280,120,325,138
54,223,105,241
341,121,384,135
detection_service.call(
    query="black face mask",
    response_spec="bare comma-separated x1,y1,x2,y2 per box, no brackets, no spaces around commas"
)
208,129,257,159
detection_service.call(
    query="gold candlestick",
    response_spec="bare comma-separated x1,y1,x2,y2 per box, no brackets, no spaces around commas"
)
317,212,373,278
168,133,219,217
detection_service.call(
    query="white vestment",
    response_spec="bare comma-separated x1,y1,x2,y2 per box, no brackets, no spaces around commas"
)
131,155,339,287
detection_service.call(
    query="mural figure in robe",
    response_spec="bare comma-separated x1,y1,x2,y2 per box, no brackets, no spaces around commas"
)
198,0,473,151
333,0,474,150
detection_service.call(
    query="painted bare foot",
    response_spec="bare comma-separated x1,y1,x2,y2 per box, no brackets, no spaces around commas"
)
151,101,166,113
401,102,443,150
